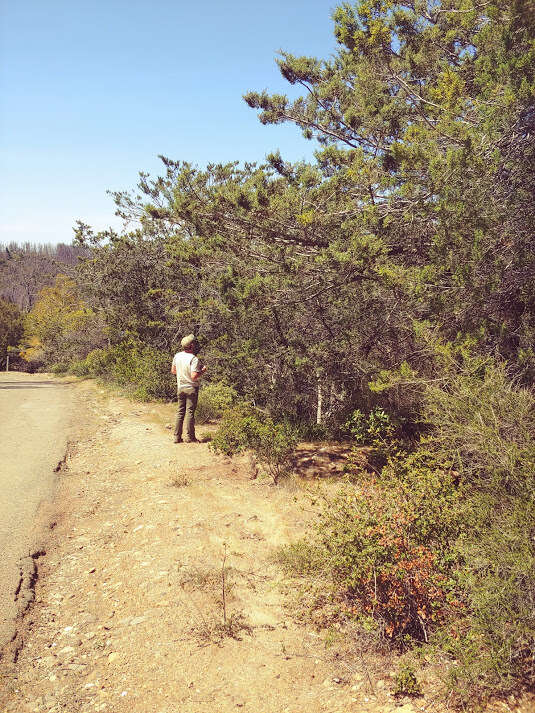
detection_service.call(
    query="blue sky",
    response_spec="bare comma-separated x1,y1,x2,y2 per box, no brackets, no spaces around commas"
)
0,0,338,245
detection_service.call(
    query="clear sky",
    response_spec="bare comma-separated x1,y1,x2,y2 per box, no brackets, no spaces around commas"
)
0,0,338,245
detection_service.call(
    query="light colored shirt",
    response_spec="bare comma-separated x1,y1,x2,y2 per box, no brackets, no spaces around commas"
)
172,351,202,389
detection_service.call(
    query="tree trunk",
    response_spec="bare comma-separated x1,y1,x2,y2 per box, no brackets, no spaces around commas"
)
316,380,322,425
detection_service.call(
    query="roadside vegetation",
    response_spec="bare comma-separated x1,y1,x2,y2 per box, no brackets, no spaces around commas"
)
1,1,534,707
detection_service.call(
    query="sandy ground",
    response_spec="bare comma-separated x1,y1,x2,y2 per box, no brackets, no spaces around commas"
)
0,378,529,713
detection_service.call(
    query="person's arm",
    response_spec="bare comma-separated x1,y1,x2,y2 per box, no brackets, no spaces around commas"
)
191,356,206,381
171,356,176,375
191,365,206,381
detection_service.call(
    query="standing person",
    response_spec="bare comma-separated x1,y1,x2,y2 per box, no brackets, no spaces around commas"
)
171,334,206,443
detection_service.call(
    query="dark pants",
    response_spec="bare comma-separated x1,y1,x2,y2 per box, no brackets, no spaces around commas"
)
174,386,199,441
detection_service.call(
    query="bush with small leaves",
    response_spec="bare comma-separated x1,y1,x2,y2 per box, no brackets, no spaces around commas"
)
210,403,297,483
68,341,176,401
345,406,402,468
195,382,238,424
318,452,463,642
394,663,422,697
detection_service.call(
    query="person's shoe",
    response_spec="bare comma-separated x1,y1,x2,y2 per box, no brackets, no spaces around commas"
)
185,438,199,443
173,437,183,443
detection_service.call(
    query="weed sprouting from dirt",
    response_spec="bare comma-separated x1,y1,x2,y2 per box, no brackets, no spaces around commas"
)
178,549,252,644
168,472,190,488
221,544,228,626
191,610,252,644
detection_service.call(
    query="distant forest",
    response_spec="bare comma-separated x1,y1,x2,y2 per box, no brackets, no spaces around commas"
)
0,242,89,311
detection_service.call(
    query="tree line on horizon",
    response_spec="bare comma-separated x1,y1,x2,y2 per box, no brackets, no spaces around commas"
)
0,242,89,368
2,1,534,705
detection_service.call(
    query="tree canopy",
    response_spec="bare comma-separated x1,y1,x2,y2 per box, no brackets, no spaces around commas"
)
65,0,534,422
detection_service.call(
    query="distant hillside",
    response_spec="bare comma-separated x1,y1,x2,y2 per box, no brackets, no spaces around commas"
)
0,242,90,311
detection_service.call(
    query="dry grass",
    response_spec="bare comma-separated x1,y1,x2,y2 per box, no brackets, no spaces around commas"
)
190,610,252,644
168,471,190,488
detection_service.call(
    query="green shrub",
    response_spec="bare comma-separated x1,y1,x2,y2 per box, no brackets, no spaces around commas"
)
275,541,326,577
316,448,462,642
84,348,114,376
345,406,396,444
420,360,535,701
444,501,535,704
210,403,298,483
68,347,116,378
196,382,238,424
131,345,175,401
294,421,330,442
394,663,422,697
366,354,535,700
208,405,248,456
330,358,534,698
68,359,90,376
266,354,534,708
67,342,176,401
345,406,402,467
108,340,141,387
66,341,177,401
50,362,69,374
424,360,535,498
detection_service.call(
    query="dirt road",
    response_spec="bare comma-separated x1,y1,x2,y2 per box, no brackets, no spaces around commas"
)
0,378,526,713
0,372,76,650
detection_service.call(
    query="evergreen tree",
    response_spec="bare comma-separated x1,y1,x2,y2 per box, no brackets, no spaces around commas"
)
244,0,535,372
